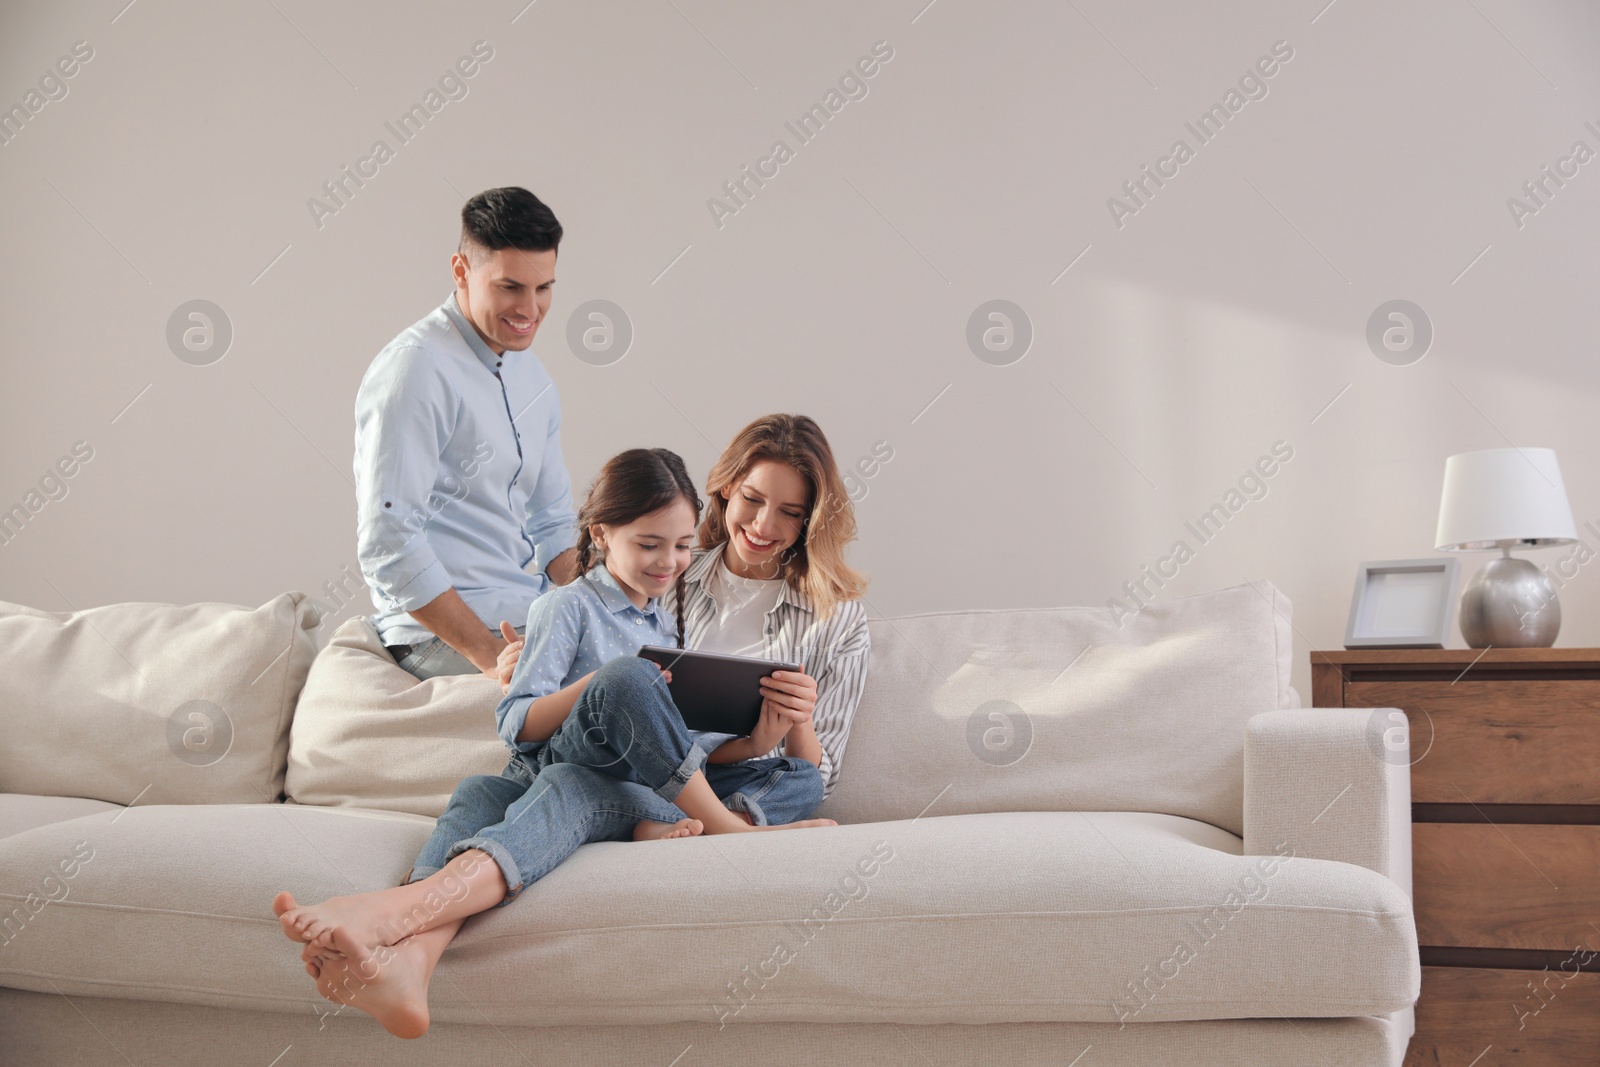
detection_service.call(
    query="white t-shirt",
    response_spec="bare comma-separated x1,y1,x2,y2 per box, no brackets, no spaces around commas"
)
696,558,784,658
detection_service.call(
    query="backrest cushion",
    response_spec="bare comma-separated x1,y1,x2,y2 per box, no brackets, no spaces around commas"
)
816,580,1297,836
285,617,506,818
0,593,319,805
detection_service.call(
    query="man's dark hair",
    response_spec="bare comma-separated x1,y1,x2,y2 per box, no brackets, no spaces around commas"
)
460,187,562,263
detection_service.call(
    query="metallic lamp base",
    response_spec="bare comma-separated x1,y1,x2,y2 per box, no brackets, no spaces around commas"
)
1458,555,1560,648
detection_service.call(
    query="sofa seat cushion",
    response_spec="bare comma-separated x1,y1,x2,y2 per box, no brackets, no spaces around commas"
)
0,802,1417,1026
0,794,121,841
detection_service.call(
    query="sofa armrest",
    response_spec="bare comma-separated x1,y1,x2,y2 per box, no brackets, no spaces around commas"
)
1243,708,1412,899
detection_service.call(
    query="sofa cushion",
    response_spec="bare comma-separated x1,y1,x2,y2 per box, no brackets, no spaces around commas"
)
0,794,121,841
817,579,1297,836
286,583,1294,833
285,617,506,818
0,802,1417,1026
0,593,319,807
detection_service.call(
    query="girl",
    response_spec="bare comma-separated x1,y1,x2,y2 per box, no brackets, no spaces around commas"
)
275,425,868,1036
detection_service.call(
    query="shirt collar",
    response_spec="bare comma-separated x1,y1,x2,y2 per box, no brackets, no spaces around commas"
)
582,563,662,618
440,292,506,375
687,541,813,614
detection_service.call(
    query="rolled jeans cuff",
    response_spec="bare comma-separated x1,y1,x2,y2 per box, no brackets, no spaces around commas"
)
720,791,769,826
443,837,524,908
657,741,711,804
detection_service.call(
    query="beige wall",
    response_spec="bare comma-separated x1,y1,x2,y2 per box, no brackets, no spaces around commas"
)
2,0,1598,703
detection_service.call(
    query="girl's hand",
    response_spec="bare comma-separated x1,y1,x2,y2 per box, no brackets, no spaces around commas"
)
758,668,817,729
495,621,523,693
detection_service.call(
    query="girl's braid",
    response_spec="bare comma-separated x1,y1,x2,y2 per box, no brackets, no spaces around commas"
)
674,569,687,649
573,526,596,581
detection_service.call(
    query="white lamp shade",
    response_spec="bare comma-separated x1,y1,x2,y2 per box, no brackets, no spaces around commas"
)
1435,447,1578,551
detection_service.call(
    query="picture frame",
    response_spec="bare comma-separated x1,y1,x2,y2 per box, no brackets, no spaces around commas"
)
1344,557,1461,649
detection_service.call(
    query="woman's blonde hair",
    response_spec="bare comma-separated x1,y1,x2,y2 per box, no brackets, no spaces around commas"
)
699,414,867,620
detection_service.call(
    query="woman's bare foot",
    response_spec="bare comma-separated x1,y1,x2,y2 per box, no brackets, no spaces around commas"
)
311,925,432,1039
670,771,838,836
633,817,704,841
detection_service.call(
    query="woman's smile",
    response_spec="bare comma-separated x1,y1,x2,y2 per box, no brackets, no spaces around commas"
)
740,528,778,554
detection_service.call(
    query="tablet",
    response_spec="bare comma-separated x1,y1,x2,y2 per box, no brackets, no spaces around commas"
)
634,645,801,736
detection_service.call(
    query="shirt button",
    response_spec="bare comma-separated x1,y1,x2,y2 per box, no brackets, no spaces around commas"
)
634,618,643,625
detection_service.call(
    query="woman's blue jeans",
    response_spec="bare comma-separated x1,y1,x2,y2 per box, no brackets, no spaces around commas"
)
406,656,825,905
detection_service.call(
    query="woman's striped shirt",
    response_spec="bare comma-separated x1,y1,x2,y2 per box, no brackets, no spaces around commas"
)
665,542,870,799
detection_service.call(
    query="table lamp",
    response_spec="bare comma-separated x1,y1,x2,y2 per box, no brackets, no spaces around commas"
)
1434,447,1578,647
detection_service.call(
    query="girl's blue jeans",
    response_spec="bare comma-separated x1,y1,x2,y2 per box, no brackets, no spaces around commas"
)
405,655,825,905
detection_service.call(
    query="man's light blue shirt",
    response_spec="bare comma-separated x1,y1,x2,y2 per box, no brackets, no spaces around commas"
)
354,293,578,646
496,563,738,760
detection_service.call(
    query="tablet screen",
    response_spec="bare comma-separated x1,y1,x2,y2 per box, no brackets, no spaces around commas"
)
635,645,801,736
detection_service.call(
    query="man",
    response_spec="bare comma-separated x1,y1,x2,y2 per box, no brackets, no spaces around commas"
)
354,187,580,679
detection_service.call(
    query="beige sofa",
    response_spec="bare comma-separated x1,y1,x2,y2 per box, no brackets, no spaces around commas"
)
0,580,1419,1066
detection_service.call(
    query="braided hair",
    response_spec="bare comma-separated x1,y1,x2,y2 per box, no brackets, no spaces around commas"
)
572,448,701,648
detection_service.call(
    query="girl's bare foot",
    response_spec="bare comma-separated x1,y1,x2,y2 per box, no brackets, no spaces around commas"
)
633,817,704,841
303,939,350,978
312,926,432,1039
304,936,344,969
277,889,416,954
273,891,310,942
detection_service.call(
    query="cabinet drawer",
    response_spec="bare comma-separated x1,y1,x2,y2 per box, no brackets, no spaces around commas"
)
1406,966,1600,1066
1414,823,1600,950
1343,680,1600,804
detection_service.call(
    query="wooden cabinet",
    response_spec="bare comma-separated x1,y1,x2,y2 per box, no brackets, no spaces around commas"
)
1311,649,1600,1067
